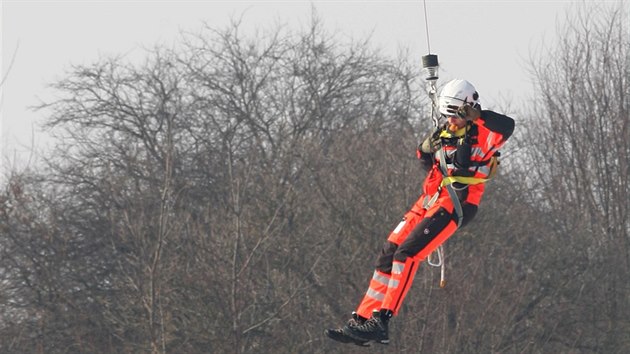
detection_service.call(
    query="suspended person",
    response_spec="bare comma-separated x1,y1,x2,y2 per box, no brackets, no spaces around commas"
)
325,79,515,346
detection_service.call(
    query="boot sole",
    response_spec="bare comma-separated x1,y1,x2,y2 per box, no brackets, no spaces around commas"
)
324,329,371,347
341,326,389,345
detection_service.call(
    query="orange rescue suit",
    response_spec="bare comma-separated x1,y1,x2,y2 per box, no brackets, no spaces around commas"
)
355,110,515,319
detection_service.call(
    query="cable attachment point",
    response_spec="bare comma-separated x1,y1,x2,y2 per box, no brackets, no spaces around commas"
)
421,54,439,81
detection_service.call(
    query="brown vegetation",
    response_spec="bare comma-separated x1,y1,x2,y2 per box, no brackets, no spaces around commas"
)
1,3,628,353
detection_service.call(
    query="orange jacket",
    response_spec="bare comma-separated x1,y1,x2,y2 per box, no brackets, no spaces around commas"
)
418,110,515,205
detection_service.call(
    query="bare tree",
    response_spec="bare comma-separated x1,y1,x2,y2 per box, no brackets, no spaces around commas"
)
519,2,630,352
0,14,428,354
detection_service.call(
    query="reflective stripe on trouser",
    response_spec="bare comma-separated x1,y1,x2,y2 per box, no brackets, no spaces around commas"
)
355,270,391,319
355,190,463,318
381,218,457,314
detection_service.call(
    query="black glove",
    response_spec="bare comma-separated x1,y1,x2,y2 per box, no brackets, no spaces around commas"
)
419,127,442,153
456,105,481,121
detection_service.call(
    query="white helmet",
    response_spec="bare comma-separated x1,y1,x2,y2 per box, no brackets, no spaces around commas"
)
438,79,480,116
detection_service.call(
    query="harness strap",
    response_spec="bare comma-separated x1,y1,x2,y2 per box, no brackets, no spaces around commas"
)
430,147,464,289
440,155,499,187
422,190,440,209
422,187,447,288
437,147,464,227
441,175,488,187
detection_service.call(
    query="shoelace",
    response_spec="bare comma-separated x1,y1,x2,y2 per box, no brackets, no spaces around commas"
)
347,318,359,327
348,312,365,327
354,317,381,333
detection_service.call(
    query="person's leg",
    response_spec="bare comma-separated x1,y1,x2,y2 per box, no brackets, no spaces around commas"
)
378,198,478,315
355,201,427,319
460,201,478,228
381,202,457,315
326,196,429,345
343,198,456,344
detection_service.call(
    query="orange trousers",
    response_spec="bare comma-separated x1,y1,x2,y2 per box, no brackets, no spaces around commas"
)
355,188,478,319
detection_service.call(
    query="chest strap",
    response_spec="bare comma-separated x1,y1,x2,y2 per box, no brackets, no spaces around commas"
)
440,155,499,187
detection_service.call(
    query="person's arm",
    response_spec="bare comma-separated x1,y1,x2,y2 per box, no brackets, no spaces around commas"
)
457,105,515,143
477,110,515,142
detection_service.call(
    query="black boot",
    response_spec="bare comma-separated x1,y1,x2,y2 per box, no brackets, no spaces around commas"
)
325,312,370,347
342,309,391,345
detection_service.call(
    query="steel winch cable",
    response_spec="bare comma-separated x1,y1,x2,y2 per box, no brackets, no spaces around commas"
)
420,0,465,289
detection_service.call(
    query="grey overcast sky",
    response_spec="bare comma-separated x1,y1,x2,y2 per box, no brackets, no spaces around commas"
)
1,0,590,171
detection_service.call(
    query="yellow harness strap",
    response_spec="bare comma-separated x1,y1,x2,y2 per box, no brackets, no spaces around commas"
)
440,156,500,187
441,176,488,187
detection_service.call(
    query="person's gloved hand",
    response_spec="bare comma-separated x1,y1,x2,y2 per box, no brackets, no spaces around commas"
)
419,127,442,153
456,105,481,121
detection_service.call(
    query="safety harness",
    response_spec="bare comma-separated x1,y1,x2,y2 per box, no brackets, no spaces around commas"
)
438,127,500,188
